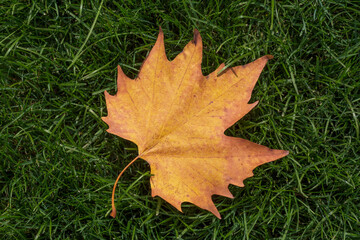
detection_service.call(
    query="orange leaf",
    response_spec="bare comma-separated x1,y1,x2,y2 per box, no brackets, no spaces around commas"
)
102,28,289,219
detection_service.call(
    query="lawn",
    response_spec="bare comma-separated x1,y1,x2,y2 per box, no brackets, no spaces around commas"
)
1,0,359,239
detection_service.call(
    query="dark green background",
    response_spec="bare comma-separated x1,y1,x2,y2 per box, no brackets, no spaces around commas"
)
1,0,359,239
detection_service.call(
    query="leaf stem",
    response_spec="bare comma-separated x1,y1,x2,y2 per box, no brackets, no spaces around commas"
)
110,155,141,218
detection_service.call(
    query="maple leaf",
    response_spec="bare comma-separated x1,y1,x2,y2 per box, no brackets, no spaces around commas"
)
102,28,289,219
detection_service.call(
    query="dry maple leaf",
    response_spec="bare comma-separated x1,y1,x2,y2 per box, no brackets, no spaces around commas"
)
102,28,289,219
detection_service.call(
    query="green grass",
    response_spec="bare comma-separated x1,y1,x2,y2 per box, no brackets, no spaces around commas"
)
1,0,359,239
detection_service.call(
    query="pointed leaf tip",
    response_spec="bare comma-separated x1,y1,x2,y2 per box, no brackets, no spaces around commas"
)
192,29,200,45
155,26,164,43
158,26,164,39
